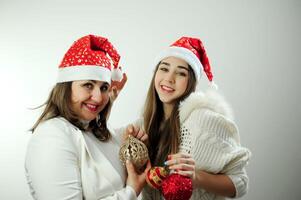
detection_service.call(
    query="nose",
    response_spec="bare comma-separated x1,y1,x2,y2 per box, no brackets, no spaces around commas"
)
90,88,102,103
165,71,175,83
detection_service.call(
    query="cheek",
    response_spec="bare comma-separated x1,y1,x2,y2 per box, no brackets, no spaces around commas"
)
101,93,110,104
71,87,88,103
70,93,78,104
179,79,189,92
154,73,160,88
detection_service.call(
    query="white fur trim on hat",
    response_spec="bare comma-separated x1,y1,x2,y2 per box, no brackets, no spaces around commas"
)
111,67,123,81
57,65,111,83
154,46,202,80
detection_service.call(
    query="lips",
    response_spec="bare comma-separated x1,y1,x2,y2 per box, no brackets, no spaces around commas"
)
160,85,175,93
84,103,99,112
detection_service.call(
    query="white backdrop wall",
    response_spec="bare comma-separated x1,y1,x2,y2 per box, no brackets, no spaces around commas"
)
0,0,300,199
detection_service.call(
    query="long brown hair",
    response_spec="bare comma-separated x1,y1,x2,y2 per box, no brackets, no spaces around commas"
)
143,62,197,166
31,82,111,141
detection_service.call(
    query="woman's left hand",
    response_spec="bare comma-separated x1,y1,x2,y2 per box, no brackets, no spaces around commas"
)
164,153,197,184
122,124,148,143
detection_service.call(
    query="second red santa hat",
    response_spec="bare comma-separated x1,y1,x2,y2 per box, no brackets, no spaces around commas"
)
154,36,217,88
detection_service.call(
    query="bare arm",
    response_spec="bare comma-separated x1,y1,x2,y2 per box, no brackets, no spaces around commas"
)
194,170,236,197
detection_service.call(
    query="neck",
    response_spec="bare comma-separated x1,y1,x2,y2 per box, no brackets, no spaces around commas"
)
79,119,91,130
163,103,174,120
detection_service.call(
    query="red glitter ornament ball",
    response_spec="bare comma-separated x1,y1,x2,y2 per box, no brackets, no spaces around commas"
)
161,174,193,200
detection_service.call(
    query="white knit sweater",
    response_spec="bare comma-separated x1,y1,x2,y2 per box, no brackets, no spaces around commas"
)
141,90,251,200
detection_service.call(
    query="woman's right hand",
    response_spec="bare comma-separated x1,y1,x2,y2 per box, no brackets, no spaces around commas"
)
122,124,148,143
126,160,151,196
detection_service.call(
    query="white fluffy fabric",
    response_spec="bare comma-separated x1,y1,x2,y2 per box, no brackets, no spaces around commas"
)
179,89,234,123
111,67,123,81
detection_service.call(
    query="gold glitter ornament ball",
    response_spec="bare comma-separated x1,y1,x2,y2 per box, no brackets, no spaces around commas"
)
119,135,149,170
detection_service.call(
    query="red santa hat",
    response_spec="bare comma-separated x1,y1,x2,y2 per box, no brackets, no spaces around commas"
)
154,36,217,88
57,34,123,83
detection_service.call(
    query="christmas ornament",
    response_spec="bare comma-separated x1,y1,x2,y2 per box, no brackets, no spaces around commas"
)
119,135,149,170
146,166,169,189
161,174,193,200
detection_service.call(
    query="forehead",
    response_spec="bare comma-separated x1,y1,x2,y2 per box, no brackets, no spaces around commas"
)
160,56,189,68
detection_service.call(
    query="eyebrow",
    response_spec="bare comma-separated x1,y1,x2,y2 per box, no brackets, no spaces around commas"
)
160,62,189,71
87,80,109,86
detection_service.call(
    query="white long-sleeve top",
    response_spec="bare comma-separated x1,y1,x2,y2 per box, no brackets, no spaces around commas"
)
25,117,136,200
139,90,251,200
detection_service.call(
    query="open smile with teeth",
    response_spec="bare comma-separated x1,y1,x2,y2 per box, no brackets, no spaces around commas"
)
161,85,175,93
84,103,99,112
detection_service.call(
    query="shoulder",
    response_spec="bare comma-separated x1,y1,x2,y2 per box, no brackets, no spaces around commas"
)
30,117,80,146
179,90,240,143
195,109,240,143
179,89,234,123
34,117,78,134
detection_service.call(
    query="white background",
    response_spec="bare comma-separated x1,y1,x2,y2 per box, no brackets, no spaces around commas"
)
0,0,300,199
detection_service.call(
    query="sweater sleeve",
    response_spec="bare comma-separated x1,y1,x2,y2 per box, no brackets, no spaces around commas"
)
192,109,251,198
25,120,83,200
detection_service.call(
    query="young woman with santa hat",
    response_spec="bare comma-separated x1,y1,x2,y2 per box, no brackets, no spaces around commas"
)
129,36,251,200
25,34,150,200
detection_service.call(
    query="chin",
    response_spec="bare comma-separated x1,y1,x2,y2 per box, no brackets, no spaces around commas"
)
159,96,174,104
160,99,174,105
81,114,97,121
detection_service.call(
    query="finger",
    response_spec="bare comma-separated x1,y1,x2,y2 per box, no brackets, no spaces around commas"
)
169,153,192,160
120,73,127,88
125,160,136,175
176,170,194,178
169,163,195,172
144,160,152,173
112,86,118,96
165,157,195,166
126,125,135,136
136,129,144,140
140,134,148,142
116,73,127,90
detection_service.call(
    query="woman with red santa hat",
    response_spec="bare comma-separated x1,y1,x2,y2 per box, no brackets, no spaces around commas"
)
113,36,251,200
25,34,150,200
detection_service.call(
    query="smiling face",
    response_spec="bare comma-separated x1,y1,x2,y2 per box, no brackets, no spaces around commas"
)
154,56,189,108
70,80,110,121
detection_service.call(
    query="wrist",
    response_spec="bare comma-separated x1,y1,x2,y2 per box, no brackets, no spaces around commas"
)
126,185,138,198
194,170,206,188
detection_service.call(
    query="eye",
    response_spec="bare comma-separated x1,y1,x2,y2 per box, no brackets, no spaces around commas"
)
159,66,168,72
177,72,187,77
100,84,109,92
83,82,93,90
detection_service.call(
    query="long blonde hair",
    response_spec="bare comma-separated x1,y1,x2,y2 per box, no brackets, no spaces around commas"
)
31,82,111,141
143,62,197,165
